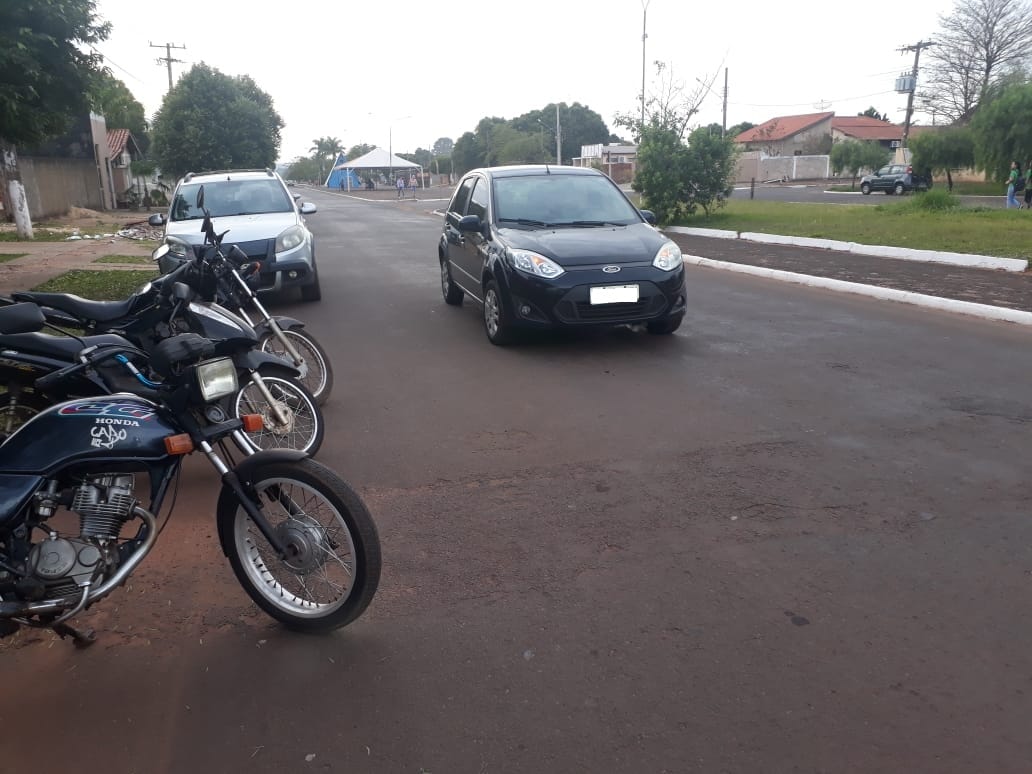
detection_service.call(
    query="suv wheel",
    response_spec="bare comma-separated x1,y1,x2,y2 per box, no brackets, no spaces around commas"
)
300,267,321,302
860,182,871,195
483,280,515,346
440,257,463,305
894,182,905,195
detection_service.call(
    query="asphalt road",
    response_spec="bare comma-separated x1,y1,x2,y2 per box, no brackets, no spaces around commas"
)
3,188,1031,774
732,182,1005,208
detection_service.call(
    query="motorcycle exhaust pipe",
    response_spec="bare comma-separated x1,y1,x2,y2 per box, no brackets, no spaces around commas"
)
0,506,158,619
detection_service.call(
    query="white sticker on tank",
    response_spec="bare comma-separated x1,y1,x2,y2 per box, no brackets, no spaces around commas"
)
91,425,128,449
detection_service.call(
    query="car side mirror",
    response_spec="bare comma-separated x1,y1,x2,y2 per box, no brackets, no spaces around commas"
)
457,214,483,233
148,213,166,227
639,209,657,225
299,202,317,215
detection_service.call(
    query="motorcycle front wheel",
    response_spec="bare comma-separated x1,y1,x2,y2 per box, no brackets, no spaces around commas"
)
230,366,324,456
259,327,334,406
218,459,381,632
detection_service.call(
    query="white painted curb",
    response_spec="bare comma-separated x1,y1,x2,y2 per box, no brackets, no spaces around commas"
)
682,255,1032,327
665,226,1029,272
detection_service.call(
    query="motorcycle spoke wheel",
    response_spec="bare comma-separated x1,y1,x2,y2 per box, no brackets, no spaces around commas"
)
259,330,333,405
0,389,48,442
220,459,381,631
234,375,321,454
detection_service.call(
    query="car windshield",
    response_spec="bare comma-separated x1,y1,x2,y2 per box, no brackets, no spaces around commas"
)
170,180,293,221
493,174,641,227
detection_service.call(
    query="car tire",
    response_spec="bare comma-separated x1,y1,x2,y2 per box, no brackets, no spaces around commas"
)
300,265,321,302
440,256,464,306
860,183,871,195
646,313,684,335
894,182,905,195
483,279,516,346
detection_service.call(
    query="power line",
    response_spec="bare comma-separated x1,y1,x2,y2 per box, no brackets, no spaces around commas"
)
91,48,146,84
727,89,896,109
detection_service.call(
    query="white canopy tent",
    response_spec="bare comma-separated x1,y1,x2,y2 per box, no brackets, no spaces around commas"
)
332,147,422,191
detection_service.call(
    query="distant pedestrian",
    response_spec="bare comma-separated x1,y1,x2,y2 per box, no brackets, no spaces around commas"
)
408,175,417,197
1023,160,1032,209
1006,160,1021,209
396,175,405,198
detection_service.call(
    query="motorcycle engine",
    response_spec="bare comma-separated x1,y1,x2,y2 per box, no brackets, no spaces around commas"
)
26,475,137,591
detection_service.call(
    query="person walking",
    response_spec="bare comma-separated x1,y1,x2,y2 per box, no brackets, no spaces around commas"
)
396,175,405,199
1023,160,1032,210
1006,160,1021,209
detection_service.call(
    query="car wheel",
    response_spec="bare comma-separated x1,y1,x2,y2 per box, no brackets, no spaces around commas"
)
483,280,515,346
860,183,871,195
300,273,321,302
894,182,905,195
440,256,463,305
646,313,684,335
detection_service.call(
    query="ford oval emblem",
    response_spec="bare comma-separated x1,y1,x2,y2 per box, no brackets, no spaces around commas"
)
602,265,621,273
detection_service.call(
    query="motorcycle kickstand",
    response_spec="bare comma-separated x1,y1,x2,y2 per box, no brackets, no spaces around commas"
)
53,621,97,649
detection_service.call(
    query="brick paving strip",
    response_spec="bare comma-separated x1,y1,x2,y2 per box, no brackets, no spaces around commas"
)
667,233,1032,314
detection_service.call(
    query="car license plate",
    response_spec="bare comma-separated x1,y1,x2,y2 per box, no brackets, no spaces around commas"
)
589,284,639,305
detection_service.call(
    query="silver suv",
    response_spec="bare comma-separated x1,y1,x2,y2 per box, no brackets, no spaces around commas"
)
148,168,321,301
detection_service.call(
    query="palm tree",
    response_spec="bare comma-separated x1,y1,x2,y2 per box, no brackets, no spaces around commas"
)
309,136,344,183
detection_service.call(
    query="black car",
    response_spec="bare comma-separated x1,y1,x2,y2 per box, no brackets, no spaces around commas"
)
859,163,933,195
438,165,687,345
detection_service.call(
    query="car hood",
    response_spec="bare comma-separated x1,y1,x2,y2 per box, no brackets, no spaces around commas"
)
497,223,665,266
164,213,300,245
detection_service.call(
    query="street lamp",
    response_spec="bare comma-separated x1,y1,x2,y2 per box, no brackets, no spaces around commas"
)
640,0,650,138
388,114,412,185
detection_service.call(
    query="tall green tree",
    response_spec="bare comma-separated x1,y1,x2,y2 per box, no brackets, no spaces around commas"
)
908,126,975,190
88,70,149,150
151,64,283,179
858,107,888,121
309,136,344,181
830,140,891,189
0,0,110,148
345,143,375,161
432,137,454,156
970,82,1032,179
286,156,321,182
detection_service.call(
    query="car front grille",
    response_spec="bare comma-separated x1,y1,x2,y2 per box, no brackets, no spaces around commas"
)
554,293,667,323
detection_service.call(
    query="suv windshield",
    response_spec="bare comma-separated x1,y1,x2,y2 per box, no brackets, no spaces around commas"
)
170,179,293,221
493,174,641,227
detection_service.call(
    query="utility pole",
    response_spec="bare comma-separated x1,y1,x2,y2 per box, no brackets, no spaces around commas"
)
898,39,935,148
722,67,728,138
555,104,562,165
150,42,186,92
640,0,650,138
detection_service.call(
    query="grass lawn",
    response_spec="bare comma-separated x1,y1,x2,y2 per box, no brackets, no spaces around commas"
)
674,199,1032,259
32,269,158,300
0,230,74,243
94,255,152,264
0,253,26,263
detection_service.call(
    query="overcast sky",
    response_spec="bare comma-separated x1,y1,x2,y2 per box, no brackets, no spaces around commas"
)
92,0,956,163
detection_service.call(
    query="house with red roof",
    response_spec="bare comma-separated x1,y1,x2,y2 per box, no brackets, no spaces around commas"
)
735,112,834,157
107,128,145,206
830,116,902,150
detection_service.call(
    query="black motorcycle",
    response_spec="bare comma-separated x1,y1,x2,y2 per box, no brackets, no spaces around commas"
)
7,225,325,455
0,302,380,645
154,212,333,406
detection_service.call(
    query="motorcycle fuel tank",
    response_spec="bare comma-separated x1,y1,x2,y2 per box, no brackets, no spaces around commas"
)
0,395,176,476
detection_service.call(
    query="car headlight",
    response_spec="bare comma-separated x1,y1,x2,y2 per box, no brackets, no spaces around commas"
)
276,225,306,253
195,357,238,402
652,242,683,271
509,249,565,279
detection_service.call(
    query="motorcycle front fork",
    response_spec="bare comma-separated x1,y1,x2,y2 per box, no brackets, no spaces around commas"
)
234,282,306,371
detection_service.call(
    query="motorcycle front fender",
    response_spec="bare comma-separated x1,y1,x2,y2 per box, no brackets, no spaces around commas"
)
232,349,301,377
254,316,305,339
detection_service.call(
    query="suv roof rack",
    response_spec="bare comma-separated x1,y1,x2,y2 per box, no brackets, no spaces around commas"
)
183,168,276,182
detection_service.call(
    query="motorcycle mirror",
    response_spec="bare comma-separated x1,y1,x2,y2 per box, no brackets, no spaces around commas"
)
196,185,205,210
153,243,170,262
172,282,194,302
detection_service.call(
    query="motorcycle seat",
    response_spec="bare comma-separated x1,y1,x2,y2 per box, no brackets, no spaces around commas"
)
0,332,134,361
11,292,139,324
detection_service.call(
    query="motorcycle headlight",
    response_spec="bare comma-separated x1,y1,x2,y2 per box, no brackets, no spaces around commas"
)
509,249,565,279
154,238,192,275
276,225,306,254
166,237,191,258
652,242,683,271
195,357,238,402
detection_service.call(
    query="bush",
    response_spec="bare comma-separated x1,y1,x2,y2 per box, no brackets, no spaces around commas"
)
876,188,961,214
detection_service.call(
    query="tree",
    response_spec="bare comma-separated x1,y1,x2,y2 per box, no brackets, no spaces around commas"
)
680,127,739,217
616,61,713,142
309,136,344,181
151,64,283,179
88,70,149,151
970,82,1032,179
908,126,975,190
346,143,375,160
859,107,888,121
727,121,756,140
919,0,1032,122
432,137,454,156
0,0,110,236
285,156,321,183
830,140,891,188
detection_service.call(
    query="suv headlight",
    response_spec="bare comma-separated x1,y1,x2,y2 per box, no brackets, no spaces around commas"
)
652,242,683,271
509,249,565,279
276,225,306,254
195,357,238,402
